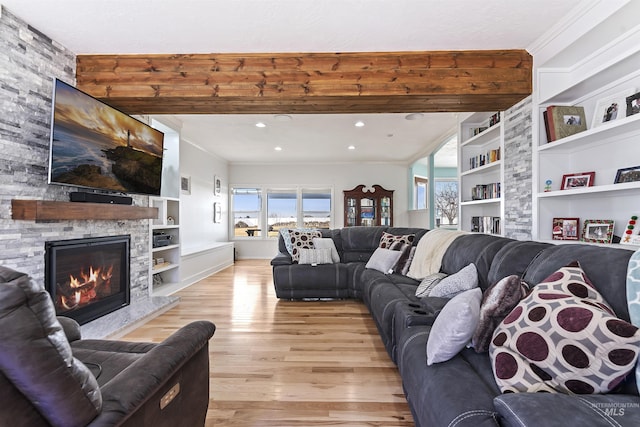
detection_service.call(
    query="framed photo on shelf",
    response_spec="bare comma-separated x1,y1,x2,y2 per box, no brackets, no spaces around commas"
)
545,105,587,142
614,165,640,184
552,217,580,241
561,171,595,190
592,88,633,128
581,219,614,244
621,215,639,245
626,91,640,116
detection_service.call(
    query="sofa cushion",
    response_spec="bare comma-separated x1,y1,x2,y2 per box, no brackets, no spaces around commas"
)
472,275,528,353
312,237,341,263
0,266,102,427
429,263,478,298
389,241,415,275
427,288,482,365
365,247,402,274
490,262,640,394
379,231,415,248
298,248,334,265
415,272,448,298
287,229,323,262
627,249,640,394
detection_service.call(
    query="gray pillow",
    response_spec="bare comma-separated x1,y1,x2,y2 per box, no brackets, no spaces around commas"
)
426,288,482,365
298,248,333,265
312,237,340,263
365,248,402,274
415,272,448,297
429,263,478,298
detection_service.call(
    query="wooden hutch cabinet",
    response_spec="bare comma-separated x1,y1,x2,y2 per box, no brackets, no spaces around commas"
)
344,185,394,227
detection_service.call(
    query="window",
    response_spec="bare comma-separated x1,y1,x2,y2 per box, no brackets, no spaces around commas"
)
434,180,458,226
267,189,297,237
415,176,428,210
232,188,262,237
231,186,333,238
302,189,331,228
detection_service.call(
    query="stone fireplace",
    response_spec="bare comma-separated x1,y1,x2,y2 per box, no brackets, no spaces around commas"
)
45,235,131,325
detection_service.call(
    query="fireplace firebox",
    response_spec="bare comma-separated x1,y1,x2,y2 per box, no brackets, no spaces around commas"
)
45,235,130,325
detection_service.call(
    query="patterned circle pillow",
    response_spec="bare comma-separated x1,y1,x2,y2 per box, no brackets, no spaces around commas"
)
378,232,415,249
289,229,322,262
490,261,640,394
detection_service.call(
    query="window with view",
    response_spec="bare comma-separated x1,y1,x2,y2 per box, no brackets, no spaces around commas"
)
302,189,331,229
231,187,333,238
232,188,262,237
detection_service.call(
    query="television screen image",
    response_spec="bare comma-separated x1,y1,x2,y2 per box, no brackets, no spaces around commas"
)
48,79,164,195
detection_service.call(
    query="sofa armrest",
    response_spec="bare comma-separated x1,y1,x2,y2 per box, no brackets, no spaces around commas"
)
271,252,293,266
494,393,640,427
88,320,215,426
57,316,82,342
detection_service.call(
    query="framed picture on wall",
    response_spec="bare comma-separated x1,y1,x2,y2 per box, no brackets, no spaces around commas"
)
181,176,191,195
213,202,222,223
214,175,221,196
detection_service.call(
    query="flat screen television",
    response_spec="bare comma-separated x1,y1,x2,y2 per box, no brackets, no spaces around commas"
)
48,79,164,196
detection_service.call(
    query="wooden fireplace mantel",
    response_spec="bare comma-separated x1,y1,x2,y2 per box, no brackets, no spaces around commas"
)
11,199,158,221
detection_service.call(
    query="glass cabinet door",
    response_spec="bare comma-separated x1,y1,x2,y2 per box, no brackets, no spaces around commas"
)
360,198,376,227
380,196,391,226
346,197,357,227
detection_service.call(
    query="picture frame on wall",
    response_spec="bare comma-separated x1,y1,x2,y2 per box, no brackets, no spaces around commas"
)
552,217,580,240
214,175,221,196
591,88,633,128
626,91,640,116
180,176,191,195
581,219,614,244
213,202,222,223
561,171,595,190
614,165,640,184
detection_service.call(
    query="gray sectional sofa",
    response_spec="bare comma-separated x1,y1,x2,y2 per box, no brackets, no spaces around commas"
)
271,226,640,426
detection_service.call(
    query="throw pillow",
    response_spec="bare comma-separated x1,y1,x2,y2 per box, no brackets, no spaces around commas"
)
415,272,448,298
389,241,414,275
298,248,333,265
626,250,640,393
426,288,482,365
365,247,403,274
288,229,322,262
429,263,478,298
490,262,640,394
472,275,529,353
312,237,341,263
378,232,415,249
0,266,102,427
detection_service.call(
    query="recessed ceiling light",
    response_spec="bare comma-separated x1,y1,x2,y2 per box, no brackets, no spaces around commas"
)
274,146,282,151
355,121,365,127
255,122,266,128
348,145,356,150
405,113,424,121
274,114,292,122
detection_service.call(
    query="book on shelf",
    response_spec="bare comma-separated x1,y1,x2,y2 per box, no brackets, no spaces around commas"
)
471,182,501,200
469,148,500,170
471,216,501,234
544,105,587,142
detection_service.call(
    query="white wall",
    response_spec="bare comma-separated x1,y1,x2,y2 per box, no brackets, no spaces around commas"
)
179,139,230,253
229,162,410,259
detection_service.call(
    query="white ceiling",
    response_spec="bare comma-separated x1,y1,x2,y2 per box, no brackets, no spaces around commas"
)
2,0,579,165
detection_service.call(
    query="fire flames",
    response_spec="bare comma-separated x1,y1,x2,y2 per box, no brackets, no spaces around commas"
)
57,265,114,310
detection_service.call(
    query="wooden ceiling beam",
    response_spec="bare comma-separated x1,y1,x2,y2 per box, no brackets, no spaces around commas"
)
76,50,532,115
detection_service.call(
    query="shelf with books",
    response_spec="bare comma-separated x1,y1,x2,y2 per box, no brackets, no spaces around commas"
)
532,2,640,242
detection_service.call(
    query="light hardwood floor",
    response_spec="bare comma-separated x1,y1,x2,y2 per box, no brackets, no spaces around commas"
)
122,260,415,426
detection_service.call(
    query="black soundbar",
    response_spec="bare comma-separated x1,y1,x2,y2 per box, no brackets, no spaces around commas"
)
69,191,133,205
